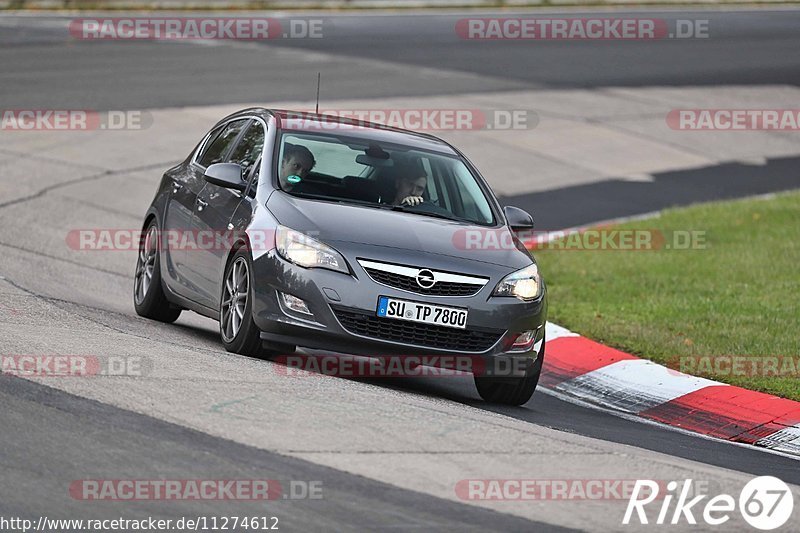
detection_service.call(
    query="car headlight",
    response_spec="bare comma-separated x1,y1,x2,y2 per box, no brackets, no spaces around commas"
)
275,226,349,274
492,263,542,301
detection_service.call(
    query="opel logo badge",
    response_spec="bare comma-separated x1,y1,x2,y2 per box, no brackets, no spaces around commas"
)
416,269,436,289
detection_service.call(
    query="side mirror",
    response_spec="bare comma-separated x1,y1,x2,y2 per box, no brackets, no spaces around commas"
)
204,163,246,191
504,206,534,231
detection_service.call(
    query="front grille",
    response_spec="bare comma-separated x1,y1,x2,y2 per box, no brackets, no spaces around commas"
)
363,267,484,297
332,306,504,352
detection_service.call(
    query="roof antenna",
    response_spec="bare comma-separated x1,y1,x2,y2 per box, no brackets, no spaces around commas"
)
315,72,321,114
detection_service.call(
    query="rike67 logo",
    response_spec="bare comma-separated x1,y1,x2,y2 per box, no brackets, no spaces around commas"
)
624,476,794,529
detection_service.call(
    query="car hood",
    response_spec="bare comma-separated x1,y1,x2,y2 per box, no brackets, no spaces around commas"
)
267,192,534,269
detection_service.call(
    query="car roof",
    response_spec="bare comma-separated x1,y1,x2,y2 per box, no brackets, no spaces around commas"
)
220,107,460,156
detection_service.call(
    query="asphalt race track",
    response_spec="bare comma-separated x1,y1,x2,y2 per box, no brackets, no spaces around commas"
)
1,8,799,531
3,10,800,107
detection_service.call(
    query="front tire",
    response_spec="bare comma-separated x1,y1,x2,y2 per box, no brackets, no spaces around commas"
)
474,338,545,406
220,250,294,358
134,220,182,323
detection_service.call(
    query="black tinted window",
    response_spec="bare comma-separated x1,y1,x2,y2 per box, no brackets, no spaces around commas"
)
228,121,265,174
198,119,247,167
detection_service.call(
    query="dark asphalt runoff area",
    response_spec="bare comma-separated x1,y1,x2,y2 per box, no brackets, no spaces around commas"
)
1,8,799,530
0,375,567,532
2,10,800,107
2,10,800,229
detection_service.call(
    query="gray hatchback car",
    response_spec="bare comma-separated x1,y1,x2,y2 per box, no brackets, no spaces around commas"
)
134,109,547,405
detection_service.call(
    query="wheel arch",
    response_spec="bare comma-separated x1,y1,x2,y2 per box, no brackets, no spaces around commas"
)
224,235,252,274
141,211,158,232
141,209,162,262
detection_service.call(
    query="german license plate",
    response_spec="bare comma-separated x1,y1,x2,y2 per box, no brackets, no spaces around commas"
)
376,296,468,329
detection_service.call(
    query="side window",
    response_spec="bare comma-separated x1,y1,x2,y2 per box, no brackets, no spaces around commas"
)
197,119,248,168
195,125,223,163
451,164,493,224
228,121,265,175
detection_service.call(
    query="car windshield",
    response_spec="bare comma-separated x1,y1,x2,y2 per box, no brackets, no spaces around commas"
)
275,131,495,225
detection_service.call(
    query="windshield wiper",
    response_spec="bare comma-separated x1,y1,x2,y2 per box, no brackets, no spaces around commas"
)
289,191,344,203
289,190,476,223
289,191,395,210
390,205,474,224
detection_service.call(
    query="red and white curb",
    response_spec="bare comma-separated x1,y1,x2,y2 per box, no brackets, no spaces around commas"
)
541,322,800,458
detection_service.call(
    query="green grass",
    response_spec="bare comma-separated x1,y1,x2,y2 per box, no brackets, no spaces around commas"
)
534,191,800,400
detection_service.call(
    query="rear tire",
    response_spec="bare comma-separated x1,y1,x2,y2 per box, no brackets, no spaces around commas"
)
220,249,294,358
474,337,545,406
134,220,182,324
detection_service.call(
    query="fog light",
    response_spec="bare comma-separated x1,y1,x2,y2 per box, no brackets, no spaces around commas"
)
280,292,312,316
510,330,536,351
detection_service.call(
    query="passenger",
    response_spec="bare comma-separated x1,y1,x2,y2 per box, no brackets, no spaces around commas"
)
279,143,316,191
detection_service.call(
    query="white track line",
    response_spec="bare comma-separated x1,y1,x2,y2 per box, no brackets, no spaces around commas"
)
555,359,723,414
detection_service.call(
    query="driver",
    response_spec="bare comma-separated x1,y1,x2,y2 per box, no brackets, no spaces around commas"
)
392,160,428,206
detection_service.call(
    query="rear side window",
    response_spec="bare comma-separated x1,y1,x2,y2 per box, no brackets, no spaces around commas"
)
197,119,248,167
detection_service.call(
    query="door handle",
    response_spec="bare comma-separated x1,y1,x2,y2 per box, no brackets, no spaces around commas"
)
172,182,183,193
196,198,208,211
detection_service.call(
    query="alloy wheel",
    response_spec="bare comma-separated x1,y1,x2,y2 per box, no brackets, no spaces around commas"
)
221,257,249,342
134,225,157,305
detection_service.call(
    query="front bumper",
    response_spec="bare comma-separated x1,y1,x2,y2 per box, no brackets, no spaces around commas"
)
250,249,547,375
